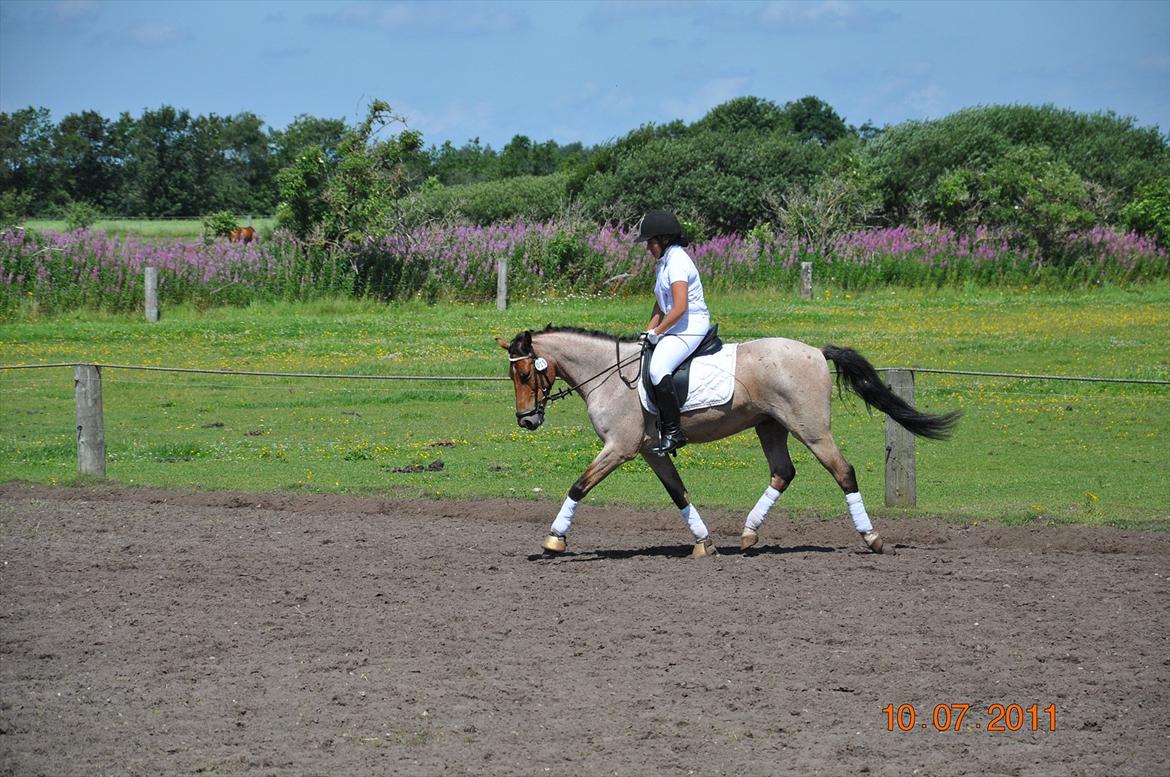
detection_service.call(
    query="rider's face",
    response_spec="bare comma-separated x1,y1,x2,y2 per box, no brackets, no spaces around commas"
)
646,237,664,260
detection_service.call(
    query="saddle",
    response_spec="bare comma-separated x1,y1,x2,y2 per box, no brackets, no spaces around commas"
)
640,324,723,408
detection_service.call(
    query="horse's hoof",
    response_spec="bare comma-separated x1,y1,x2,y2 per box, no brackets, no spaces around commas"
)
542,534,567,554
740,528,759,550
862,531,895,555
692,537,718,558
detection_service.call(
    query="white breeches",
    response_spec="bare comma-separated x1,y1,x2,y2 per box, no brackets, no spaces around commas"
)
648,323,709,383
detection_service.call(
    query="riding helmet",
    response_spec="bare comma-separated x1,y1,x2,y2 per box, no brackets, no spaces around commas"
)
634,210,682,243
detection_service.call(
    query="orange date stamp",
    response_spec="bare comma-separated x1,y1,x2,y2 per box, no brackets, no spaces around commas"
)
883,703,1057,732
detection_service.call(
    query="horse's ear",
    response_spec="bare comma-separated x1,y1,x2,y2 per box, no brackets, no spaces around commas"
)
495,337,510,350
522,330,533,349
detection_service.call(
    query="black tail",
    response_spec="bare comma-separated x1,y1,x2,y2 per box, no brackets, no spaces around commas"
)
822,345,961,441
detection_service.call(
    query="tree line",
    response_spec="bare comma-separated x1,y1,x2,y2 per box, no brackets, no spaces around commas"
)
3,96,1168,251
0,104,593,220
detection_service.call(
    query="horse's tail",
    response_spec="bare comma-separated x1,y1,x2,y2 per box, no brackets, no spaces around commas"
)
821,345,961,441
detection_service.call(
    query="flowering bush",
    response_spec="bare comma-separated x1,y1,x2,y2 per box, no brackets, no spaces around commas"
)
0,228,355,316
2,220,1166,317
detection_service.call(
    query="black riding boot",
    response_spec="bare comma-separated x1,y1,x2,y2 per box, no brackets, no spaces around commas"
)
651,375,687,457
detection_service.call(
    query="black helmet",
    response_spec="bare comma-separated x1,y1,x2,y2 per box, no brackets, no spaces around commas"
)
634,210,682,243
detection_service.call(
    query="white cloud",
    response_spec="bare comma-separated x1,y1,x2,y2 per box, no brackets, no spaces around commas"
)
53,0,99,20
128,22,186,48
580,80,637,117
1138,53,1170,72
757,0,895,31
326,1,527,36
661,76,750,123
399,98,499,145
905,84,947,118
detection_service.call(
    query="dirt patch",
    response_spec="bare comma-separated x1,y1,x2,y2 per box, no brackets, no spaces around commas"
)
2,484,1167,776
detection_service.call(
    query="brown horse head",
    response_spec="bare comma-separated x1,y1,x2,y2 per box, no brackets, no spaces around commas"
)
497,331,559,430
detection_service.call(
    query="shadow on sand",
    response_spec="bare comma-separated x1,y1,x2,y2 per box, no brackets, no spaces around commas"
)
527,543,839,562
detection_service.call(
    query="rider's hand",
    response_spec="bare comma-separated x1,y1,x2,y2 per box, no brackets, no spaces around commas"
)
641,330,661,345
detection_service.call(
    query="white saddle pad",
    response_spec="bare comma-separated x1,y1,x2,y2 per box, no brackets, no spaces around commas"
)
639,344,738,414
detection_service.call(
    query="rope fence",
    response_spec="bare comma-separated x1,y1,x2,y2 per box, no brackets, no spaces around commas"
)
3,361,1166,385
1,360,1166,505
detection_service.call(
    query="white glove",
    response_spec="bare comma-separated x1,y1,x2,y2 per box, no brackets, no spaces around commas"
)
641,330,661,345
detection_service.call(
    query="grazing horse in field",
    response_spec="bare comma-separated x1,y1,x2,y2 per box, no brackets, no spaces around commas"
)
498,326,959,558
228,226,256,244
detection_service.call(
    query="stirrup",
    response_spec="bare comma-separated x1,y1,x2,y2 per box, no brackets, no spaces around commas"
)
651,431,687,457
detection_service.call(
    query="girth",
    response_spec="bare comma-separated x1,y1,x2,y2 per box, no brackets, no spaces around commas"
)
641,324,723,408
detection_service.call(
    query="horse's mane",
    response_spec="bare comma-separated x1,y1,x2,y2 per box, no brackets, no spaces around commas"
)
511,325,640,351
542,324,641,342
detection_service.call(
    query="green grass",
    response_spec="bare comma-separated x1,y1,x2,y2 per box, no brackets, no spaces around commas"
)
1,285,1167,529
21,217,276,238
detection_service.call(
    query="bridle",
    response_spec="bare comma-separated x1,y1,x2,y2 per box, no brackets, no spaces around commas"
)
508,352,565,422
508,336,646,422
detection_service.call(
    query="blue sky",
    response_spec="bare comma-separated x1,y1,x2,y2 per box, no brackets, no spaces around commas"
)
2,0,1168,149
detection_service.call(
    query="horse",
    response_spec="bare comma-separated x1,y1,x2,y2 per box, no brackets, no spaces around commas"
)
497,326,960,558
228,226,256,244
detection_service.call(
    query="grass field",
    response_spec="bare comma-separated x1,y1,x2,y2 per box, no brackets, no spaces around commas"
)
21,217,277,238
1,285,1167,528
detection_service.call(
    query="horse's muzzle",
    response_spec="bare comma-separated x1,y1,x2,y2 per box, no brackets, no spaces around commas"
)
517,411,544,430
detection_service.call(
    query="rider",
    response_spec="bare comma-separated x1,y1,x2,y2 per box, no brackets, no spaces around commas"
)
636,209,711,456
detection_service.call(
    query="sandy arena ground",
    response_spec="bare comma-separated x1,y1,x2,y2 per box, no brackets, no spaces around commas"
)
1,483,1167,776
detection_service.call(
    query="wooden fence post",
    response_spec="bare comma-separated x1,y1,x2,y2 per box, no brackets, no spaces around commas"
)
884,368,916,507
497,257,508,310
144,266,158,323
800,262,813,300
75,364,106,477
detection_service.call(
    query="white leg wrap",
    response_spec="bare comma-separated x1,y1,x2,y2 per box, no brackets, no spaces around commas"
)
745,486,781,531
681,503,709,542
551,497,578,536
846,492,872,534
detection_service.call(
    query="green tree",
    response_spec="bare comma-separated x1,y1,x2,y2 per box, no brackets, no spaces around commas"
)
782,95,850,145
122,105,198,216
271,114,347,171
430,137,499,185
189,114,231,213
0,107,58,213
406,173,569,225
274,148,330,239
579,99,834,232
1121,179,1170,248
500,135,535,177
932,145,1096,254
53,111,119,211
765,143,881,256
221,112,276,213
866,104,1169,225
276,99,422,244
0,190,32,228
691,96,788,135
63,200,100,231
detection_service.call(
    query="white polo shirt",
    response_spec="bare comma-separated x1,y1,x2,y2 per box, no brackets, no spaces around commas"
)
654,245,710,335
